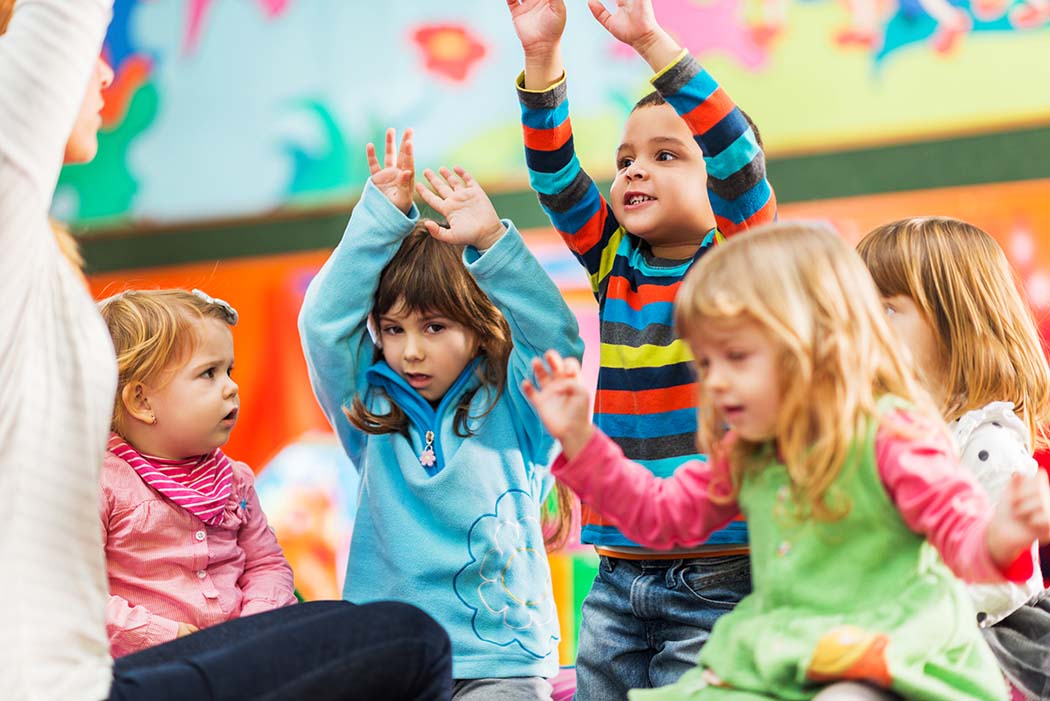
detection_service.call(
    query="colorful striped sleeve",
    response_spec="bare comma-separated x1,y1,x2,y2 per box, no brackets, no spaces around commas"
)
651,51,777,236
517,72,622,295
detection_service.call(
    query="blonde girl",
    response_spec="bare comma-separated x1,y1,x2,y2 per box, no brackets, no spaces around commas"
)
858,216,1050,700
98,289,296,656
524,222,1050,701
299,129,583,700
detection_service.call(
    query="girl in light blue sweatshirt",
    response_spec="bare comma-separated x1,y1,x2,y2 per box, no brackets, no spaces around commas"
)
299,128,584,701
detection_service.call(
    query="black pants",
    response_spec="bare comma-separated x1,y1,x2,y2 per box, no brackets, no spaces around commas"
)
109,600,452,701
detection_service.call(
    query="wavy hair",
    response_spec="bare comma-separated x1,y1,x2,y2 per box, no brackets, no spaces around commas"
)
675,222,933,521
98,289,236,436
857,217,1050,447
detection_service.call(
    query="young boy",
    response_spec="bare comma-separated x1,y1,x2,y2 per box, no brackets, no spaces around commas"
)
507,0,777,697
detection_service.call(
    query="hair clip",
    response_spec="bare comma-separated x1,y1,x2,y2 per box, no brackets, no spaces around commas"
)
366,315,382,348
192,288,239,326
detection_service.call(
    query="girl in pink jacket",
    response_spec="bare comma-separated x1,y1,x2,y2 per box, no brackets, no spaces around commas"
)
98,288,296,657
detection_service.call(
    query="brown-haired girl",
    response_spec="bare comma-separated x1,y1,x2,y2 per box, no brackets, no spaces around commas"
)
299,128,583,700
858,216,1050,701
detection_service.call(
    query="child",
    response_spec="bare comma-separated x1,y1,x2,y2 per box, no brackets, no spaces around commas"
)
522,221,1050,701
298,128,584,700
98,288,298,657
858,216,1050,700
506,0,776,695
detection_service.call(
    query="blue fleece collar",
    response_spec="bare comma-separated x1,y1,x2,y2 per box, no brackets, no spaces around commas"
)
364,356,483,474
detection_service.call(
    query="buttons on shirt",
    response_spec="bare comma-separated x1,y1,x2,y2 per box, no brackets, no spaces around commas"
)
195,530,206,542
196,569,207,579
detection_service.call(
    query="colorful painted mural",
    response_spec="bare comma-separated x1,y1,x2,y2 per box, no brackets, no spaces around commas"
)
60,0,1050,228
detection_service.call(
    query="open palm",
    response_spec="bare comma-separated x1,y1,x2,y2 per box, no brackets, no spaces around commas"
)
587,0,659,47
367,128,414,214
507,0,567,52
415,166,505,250
522,351,592,446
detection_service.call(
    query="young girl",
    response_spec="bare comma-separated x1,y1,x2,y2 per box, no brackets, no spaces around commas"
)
858,216,1050,701
522,221,1050,701
299,129,583,700
98,288,298,655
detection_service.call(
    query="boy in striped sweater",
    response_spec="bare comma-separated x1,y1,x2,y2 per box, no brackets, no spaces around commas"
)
506,0,777,697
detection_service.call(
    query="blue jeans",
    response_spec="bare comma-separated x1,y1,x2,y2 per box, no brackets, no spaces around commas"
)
109,600,452,700
574,555,751,701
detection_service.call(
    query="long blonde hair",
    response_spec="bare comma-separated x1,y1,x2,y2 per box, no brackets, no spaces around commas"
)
675,222,931,520
98,289,236,436
857,216,1050,446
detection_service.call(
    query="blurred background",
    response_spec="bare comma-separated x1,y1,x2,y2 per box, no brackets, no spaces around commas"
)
75,0,1050,664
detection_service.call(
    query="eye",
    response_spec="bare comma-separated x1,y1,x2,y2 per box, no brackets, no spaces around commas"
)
884,304,897,317
696,357,710,375
617,156,634,170
201,367,215,379
425,322,446,334
226,365,234,378
727,350,749,362
381,324,402,335
655,150,676,162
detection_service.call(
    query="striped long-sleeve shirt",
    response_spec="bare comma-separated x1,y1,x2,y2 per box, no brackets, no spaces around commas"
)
517,51,776,553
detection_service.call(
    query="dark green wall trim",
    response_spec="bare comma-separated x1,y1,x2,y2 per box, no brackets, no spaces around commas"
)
81,125,1050,273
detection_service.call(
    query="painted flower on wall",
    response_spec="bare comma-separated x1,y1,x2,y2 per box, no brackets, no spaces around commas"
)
411,23,487,83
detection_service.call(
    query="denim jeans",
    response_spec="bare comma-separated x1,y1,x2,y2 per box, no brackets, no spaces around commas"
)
109,600,452,700
574,554,751,701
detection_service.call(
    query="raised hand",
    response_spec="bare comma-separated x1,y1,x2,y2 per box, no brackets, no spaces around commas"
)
987,472,1050,568
366,127,414,214
414,166,506,250
507,0,567,53
507,0,568,89
522,350,594,459
586,0,682,71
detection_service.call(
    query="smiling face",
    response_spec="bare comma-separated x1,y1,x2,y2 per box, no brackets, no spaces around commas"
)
609,103,714,259
63,56,114,165
689,317,782,443
141,317,240,458
379,299,479,403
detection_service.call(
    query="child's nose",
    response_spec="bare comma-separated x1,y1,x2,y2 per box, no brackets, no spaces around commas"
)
625,160,646,179
403,334,424,360
224,376,239,398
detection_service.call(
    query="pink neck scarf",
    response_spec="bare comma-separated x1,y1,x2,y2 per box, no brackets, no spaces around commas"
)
108,433,234,527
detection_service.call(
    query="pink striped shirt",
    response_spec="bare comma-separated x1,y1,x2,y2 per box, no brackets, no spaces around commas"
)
100,450,297,657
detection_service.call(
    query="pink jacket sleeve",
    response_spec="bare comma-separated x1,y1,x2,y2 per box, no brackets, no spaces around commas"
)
551,430,740,550
99,477,181,656
876,409,1034,584
233,464,297,616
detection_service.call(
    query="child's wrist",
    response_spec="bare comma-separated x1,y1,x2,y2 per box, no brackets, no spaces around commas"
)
475,221,507,252
523,46,564,91
560,424,595,462
632,28,681,72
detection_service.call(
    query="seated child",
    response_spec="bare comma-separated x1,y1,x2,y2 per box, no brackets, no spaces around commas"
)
99,288,297,657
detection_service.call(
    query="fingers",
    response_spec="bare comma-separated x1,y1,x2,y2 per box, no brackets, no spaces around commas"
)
587,0,611,26
383,127,396,169
397,128,414,172
365,142,381,175
422,219,453,243
415,181,445,213
422,168,454,199
531,355,552,388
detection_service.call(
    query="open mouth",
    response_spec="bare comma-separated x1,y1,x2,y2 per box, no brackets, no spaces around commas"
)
222,408,239,423
405,373,432,388
624,193,655,207
721,405,744,421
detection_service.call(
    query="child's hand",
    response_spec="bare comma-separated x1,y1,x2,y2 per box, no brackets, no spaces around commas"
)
415,166,506,251
986,472,1050,569
366,127,414,215
522,350,595,460
507,0,567,55
586,0,682,71
177,622,199,638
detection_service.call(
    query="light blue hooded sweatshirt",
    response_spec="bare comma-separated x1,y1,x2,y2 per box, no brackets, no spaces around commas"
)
299,180,584,679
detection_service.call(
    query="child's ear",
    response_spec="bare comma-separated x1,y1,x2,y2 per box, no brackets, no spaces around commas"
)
121,382,156,425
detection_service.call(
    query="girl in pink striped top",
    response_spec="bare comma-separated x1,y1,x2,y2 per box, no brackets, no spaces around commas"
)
98,288,297,657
